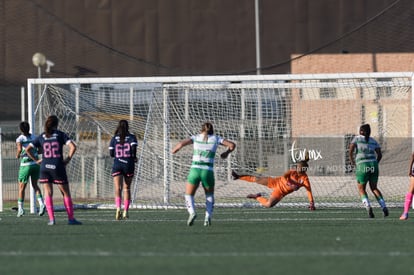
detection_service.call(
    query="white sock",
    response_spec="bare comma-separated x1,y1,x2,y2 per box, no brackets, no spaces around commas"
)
205,193,214,219
362,197,371,209
18,200,23,209
37,197,45,206
185,194,195,215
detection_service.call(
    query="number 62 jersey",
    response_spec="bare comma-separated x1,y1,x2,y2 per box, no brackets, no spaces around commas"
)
109,133,138,177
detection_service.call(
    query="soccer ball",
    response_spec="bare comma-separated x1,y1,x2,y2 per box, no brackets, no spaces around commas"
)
32,52,46,67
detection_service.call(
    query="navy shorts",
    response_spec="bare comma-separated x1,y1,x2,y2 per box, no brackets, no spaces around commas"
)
111,161,135,178
39,165,68,184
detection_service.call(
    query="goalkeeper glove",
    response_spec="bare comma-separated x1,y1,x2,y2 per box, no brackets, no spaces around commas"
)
309,202,316,211
220,150,232,159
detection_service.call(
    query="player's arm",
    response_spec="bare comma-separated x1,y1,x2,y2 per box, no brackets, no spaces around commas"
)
25,143,41,164
304,179,316,210
349,143,356,166
375,147,382,163
172,138,193,154
131,140,138,162
16,141,22,159
109,137,115,157
64,140,77,164
220,139,236,159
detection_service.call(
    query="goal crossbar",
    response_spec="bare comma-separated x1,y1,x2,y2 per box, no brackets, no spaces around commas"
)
23,72,414,211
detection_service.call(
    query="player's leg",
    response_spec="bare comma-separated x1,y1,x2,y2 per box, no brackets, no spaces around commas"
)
203,188,214,227
122,175,133,219
42,181,55,225
368,163,388,217
57,177,81,225
17,182,26,217
400,176,414,220
356,164,374,218
113,174,123,220
30,165,45,216
185,168,200,226
236,172,271,198
56,167,77,224
369,181,388,217
256,196,280,208
185,183,199,226
232,170,269,186
31,178,46,216
357,182,374,218
253,187,282,208
201,170,215,226
245,176,280,199
17,166,29,217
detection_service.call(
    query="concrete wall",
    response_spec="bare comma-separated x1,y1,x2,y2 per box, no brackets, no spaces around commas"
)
0,0,412,121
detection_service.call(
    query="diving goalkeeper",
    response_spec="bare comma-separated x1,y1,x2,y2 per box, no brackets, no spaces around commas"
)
232,158,315,210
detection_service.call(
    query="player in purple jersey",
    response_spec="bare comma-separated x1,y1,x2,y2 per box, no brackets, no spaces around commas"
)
26,115,81,225
109,120,138,220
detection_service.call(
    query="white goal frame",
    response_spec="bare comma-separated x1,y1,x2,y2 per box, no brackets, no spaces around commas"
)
24,72,414,212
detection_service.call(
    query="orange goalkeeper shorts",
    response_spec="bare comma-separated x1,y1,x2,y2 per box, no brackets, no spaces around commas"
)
267,177,285,201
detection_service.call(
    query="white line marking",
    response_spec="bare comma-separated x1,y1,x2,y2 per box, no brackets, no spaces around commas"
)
0,250,411,257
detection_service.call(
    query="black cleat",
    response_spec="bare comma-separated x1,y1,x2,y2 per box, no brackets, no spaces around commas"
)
231,170,240,180
247,193,262,199
368,207,375,218
382,207,389,217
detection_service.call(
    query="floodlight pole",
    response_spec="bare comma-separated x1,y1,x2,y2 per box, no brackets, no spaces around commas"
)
30,52,46,214
255,0,261,75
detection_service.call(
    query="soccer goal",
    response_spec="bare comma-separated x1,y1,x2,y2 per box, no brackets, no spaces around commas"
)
26,72,414,210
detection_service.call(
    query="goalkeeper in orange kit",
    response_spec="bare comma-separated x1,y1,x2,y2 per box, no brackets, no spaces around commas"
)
232,158,315,210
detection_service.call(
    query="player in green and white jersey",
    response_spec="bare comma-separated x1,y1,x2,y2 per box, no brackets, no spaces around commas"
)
172,122,236,226
349,123,388,218
15,121,45,217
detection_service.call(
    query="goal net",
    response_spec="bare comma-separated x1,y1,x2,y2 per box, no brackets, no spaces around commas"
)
27,72,413,209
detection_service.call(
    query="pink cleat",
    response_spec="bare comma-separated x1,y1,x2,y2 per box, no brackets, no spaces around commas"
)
399,213,408,220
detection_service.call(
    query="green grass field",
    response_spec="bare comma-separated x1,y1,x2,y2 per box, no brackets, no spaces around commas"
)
0,206,413,275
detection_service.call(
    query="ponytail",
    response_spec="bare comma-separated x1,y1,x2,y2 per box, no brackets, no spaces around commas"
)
19,121,30,136
115,120,129,144
201,122,214,142
360,124,371,142
44,115,59,138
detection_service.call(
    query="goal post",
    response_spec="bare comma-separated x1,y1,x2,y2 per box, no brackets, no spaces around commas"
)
26,72,414,209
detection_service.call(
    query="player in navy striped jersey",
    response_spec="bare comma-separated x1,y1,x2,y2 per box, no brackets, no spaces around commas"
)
26,115,81,225
109,120,138,220
172,122,236,226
